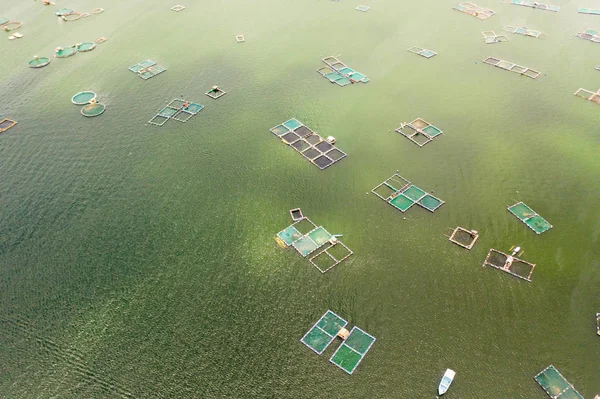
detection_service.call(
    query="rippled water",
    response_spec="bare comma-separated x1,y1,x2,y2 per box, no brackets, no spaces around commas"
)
0,0,599,397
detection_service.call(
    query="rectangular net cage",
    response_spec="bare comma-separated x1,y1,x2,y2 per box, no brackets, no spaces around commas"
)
129,60,167,80
372,173,444,214
0,118,17,132
483,57,541,79
534,365,584,399
395,118,443,147
483,249,535,281
148,99,204,126
329,327,376,374
317,56,368,86
270,118,347,169
449,227,479,249
301,310,348,355
453,2,495,19
508,202,552,234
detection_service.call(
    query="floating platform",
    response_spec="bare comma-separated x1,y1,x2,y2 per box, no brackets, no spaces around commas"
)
453,2,495,19
236,34,245,43
576,29,600,43
356,5,370,12
317,56,368,87
55,45,77,58
171,5,185,12
574,88,600,104
482,31,508,44
72,91,97,105
503,25,543,38
29,56,51,68
81,103,105,117
372,173,444,213
77,42,96,52
578,8,600,15
407,46,437,58
483,57,541,79
129,59,166,80
510,0,559,12
0,118,17,133
206,86,226,99
301,310,375,375
534,365,584,399
148,98,204,126
448,227,479,250
270,118,347,170
275,216,353,273
483,248,535,282
395,118,443,147
508,201,552,234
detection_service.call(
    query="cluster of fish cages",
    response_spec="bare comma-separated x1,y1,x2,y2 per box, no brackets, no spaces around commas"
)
510,0,560,12
148,99,204,126
576,29,600,44
578,7,600,15
128,59,167,80
453,2,495,19
483,57,541,79
270,118,347,170
407,46,437,59
316,56,369,87
301,310,375,375
574,88,600,104
372,173,444,213
395,118,443,147
482,31,508,44
503,25,543,38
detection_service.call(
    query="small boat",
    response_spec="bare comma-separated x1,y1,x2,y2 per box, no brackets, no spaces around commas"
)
596,313,600,336
438,369,456,396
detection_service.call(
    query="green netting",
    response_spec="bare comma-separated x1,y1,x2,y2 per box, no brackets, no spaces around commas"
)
277,225,302,246
317,311,347,336
270,124,289,136
301,327,333,354
28,57,50,68
389,194,414,212
139,59,156,68
330,345,362,373
158,107,178,118
129,64,143,73
77,42,96,52
423,125,442,137
525,215,552,234
293,236,319,257
55,8,73,16
81,103,105,117
324,72,343,82
308,227,333,246
560,388,585,399
184,103,204,114
283,119,302,130
339,67,354,75
535,365,571,397
344,328,375,354
55,46,77,58
71,91,96,105
402,185,426,201
350,72,366,81
419,194,443,211
140,71,154,80
508,202,535,220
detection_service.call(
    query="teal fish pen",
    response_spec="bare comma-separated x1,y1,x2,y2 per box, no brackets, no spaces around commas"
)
77,42,96,52
507,201,552,234
148,99,204,126
534,365,584,398
81,102,106,117
317,56,368,86
372,173,444,213
129,60,167,80
407,46,437,58
72,91,97,105
395,118,443,147
55,46,77,58
28,56,51,68
578,8,600,15
301,310,375,375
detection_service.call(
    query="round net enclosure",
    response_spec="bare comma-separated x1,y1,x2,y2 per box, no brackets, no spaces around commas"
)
81,103,105,117
28,57,51,68
55,46,77,58
77,42,96,52
72,91,97,105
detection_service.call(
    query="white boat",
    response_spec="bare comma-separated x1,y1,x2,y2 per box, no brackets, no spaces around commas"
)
438,368,456,396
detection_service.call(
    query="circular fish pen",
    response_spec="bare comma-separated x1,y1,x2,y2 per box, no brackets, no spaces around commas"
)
29,56,51,69
92,8,104,14
81,103,105,117
3,21,22,31
62,12,82,22
55,46,77,58
77,42,96,52
72,91,97,105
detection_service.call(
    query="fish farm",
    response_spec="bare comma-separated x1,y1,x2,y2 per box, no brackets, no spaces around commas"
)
270,118,347,169
372,173,444,213
503,25,543,38
483,57,541,79
317,56,369,86
0,118,17,133
453,2,495,19
395,118,443,147
534,365,584,399
482,248,536,282
301,310,376,374
275,214,353,273
128,60,167,80
148,99,204,126
407,46,437,59
507,202,552,235
510,0,560,12
482,31,508,44
578,8,600,15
